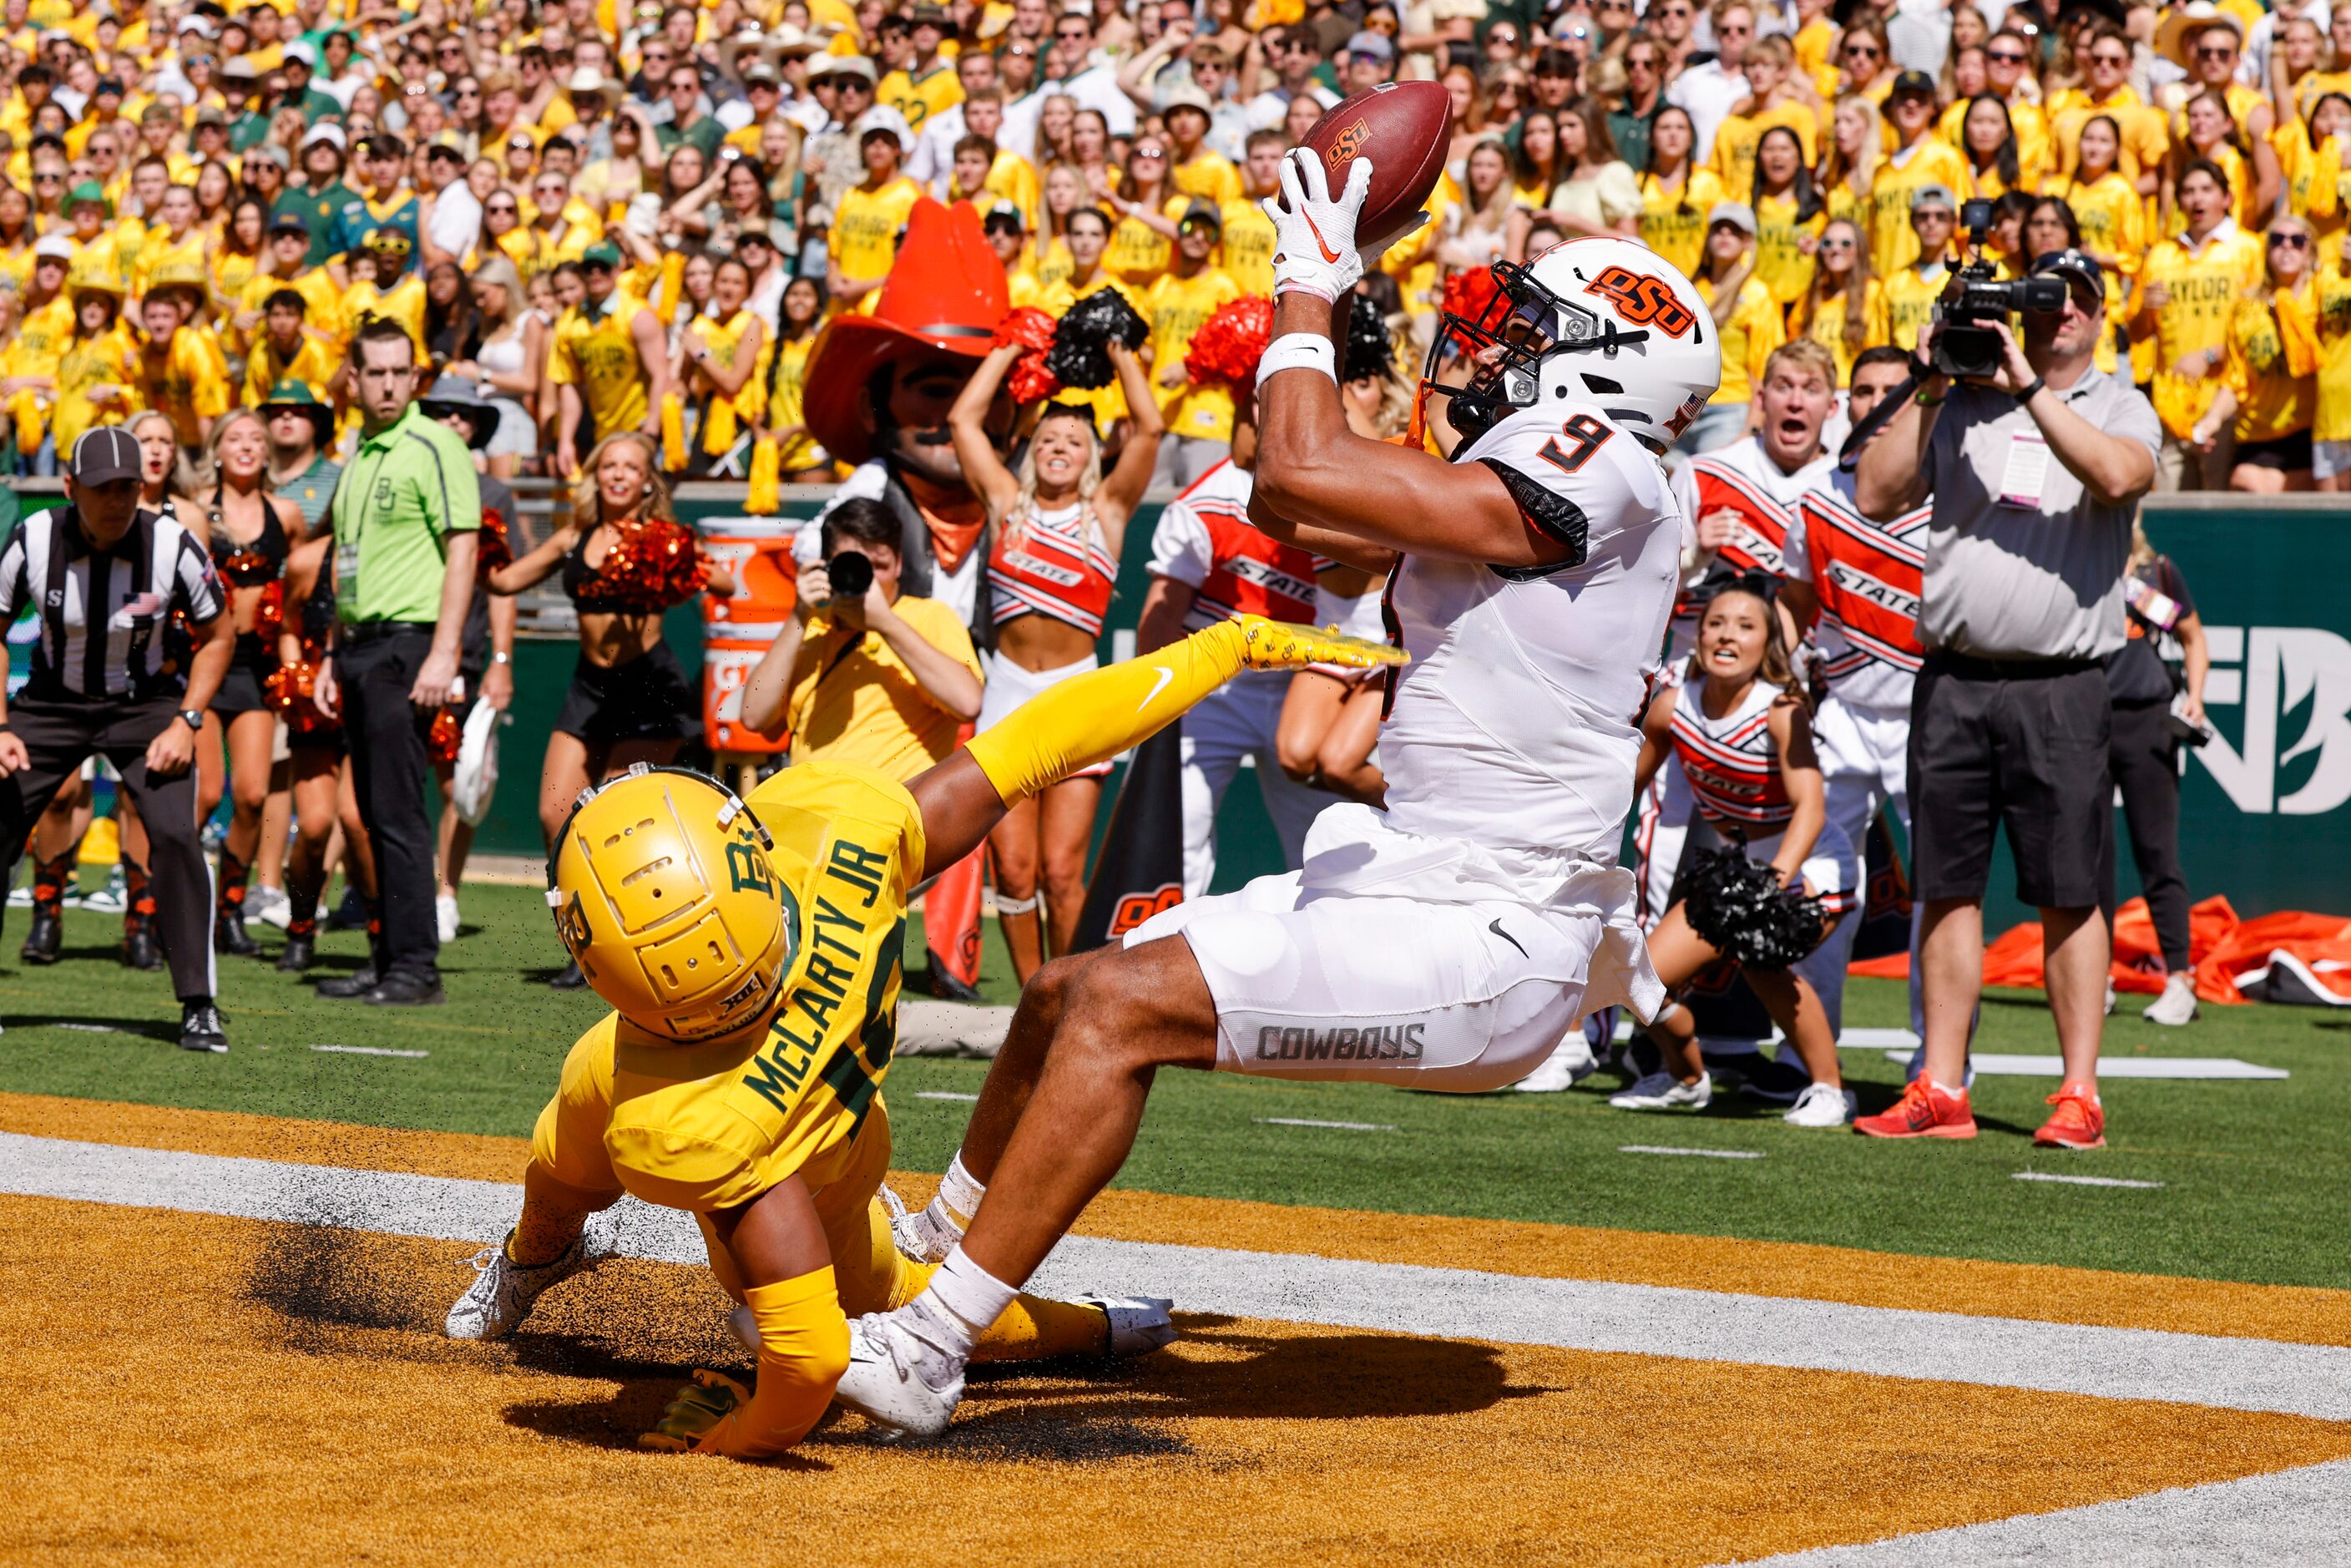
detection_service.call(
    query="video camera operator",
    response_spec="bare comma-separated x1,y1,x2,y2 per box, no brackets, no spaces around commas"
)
1852,229,2159,1151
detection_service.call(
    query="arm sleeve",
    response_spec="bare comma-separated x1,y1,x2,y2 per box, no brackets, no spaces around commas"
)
1782,501,1814,584
700,1268,852,1458
175,533,226,624
0,527,28,625
1145,499,1213,585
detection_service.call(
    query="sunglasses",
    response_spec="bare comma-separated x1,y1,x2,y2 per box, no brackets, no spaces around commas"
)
1985,48,2026,63
1132,146,1165,159
487,201,518,213
2091,51,2129,67
2197,44,2237,58
2273,231,2311,248
1819,235,1854,249
1844,42,1880,56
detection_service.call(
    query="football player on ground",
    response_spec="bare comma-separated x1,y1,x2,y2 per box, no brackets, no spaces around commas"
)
442,612,1401,1459
833,154,1722,1440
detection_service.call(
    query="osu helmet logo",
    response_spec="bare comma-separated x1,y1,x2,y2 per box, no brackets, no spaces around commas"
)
1324,119,1369,167
1107,883,1182,938
1585,265,1698,338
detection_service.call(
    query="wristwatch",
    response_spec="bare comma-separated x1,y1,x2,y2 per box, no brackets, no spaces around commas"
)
491,650,512,665
178,708,204,732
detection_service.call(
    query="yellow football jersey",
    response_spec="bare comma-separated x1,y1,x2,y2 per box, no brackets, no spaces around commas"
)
52,322,142,455
2139,225,2266,438
138,325,231,446
828,175,923,307
2314,262,2351,442
1638,169,1726,281
1217,196,1276,296
1147,266,1241,441
550,291,655,441
2222,291,2315,444
532,759,922,1215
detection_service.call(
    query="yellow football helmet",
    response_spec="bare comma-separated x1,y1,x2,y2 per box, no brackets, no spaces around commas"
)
546,766,794,1044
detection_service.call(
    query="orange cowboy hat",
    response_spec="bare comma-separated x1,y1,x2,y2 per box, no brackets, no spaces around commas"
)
801,198,1010,467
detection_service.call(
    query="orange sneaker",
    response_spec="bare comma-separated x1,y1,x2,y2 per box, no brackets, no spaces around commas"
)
1853,1075,1978,1139
2033,1084,2106,1150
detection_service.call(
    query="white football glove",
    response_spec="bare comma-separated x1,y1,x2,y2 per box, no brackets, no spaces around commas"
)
1265,146,1374,302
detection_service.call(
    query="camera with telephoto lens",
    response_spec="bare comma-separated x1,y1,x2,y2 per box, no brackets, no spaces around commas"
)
1931,199,2067,380
825,549,874,603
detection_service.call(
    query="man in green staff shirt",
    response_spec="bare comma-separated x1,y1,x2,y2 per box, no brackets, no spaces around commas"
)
316,318,481,1007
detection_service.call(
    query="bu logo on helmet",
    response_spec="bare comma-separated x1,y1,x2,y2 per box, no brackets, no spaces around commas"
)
1585,265,1698,338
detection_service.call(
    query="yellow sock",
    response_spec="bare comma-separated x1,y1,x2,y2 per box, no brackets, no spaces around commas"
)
703,1267,850,1459
963,620,1251,805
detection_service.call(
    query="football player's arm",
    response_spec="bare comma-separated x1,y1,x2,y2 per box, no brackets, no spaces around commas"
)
1254,290,1580,572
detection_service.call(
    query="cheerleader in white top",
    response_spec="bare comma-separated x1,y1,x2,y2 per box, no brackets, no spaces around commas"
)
1612,578,1859,1129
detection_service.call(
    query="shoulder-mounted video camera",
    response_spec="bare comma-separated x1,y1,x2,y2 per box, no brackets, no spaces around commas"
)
1931,198,2066,380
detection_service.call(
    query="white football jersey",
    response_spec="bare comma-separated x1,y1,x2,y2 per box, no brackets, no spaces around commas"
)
1378,402,1686,865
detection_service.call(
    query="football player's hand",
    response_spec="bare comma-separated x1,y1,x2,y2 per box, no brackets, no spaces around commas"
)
1265,147,1373,302
638,1368,750,1453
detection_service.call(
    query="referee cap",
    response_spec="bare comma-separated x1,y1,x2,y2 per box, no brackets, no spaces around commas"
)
69,427,141,486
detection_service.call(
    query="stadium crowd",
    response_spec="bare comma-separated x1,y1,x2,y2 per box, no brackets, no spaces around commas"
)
0,0,2230,1146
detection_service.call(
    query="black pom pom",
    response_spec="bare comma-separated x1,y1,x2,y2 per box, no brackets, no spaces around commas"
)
1044,289,1151,389
1344,292,1393,382
1680,847,1829,970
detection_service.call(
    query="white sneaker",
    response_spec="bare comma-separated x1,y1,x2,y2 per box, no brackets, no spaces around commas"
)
81,867,126,915
1515,1031,1596,1093
1079,1294,1177,1354
6,884,30,908
443,1212,619,1340
437,893,460,944
247,884,291,931
1783,1081,1858,1128
1609,1070,1712,1112
2103,979,2117,1017
878,1184,959,1265
2143,973,2199,1027
833,1306,967,1440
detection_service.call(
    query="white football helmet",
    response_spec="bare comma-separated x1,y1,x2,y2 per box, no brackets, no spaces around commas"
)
1423,237,1722,453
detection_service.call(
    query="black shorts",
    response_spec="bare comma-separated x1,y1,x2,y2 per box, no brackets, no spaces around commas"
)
2234,428,2313,472
210,632,280,720
1908,653,2112,909
553,642,703,747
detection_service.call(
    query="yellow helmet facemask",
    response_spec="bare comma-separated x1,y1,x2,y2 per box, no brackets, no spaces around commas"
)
546,765,794,1044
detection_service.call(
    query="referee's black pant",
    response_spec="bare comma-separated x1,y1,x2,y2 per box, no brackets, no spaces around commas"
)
339,625,441,983
0,693,213,1002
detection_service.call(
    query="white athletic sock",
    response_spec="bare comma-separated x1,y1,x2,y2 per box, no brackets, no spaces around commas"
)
916,1246,1019,1353
938,1152,986,1228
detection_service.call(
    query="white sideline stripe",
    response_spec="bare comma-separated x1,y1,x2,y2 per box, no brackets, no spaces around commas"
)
2014,1171,2165,1191
914,1091,979,1102
311,1045,431,1059
5,1131,2351,1421
1620,1145,1764,1161
1255,1117,1395,1131
1879,1052,2288,1080
1741,1456,2351,1567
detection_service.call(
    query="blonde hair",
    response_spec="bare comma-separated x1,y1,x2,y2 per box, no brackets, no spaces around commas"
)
1004,404,1104,539
1822,95,1882,196
2129,518,2159,572
1802,216,1873,357
569,431,676,532
1762,337,1839,391
469,254,526,331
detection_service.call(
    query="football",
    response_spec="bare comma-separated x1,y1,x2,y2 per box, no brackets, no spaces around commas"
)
1296,81,1451,250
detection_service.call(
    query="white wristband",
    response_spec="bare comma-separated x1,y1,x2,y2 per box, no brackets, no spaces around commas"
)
1257,332,1337,385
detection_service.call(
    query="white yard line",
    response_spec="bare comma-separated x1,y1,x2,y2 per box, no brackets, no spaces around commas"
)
1255,1117,1396,1131
1620,1145,1765,1160
3,1130,2348,1423
1741,1456,2351,1567
1880,1051,2288,1080
310,1045,431,1059
914,1091,979,1102
2013,1171,2164,1190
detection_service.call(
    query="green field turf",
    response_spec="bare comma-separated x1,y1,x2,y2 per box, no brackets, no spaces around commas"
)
1,880,2344,1291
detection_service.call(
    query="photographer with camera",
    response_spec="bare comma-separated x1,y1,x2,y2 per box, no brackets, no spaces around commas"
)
740,497,984,782
1852,235,2159,1151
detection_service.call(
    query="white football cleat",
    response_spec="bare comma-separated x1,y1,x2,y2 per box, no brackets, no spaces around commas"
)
833,1307,966,1441
1608,1070,1712,1112
1782,1080,1858,1129
878,1184,959,1265
246,883,291,930
444,1211,619,1340
2143,973,2198,1027
1080,1294,1177,1354
1514,1032,1595,1093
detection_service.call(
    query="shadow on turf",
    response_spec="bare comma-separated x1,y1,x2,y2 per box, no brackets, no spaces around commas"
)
3,1012,181,1043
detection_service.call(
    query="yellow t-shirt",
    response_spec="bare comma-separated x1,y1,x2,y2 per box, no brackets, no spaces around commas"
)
1752,191,1824,310
131,225,205,297
1637,169,1726,281
1145,266,1242,442
692,306,771,445
828,175,923,300
1036,271,1143,427
1867,138,1969,280
2222,290,2316,444
242,331,340,408
1031,235,1075,294
550,291,656,440
1794,16,1839,100
52,322,143,455
768,331,823,472
877,63,963,134
2138,225,2268,438
531,759,922,1216
344,273,428,358
1711,102,1818,198
983,149,1040,231
1794,280,1889,387
138,325,231,447
5,295,73,378
786,597,983,780
235,266,346,353
2314,262,2351,443
1170,149,1242,205
2045,86,2171,187
1714,276,1784,406
1881,260,1950,355
1218,196,1277,296
1105,194,1190,287
1937,97,2053,191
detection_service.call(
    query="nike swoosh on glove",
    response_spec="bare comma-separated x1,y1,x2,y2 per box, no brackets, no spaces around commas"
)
1264,147,1375,302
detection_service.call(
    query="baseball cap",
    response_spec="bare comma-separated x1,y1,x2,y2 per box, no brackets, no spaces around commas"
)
1909,182,1957,213
300,122,346,150
981,197,1026,231
582,240,622,268
815,54,877,84
266,212,309,235
2030,246,2105,302
32,235,71,261
65,180,109,212
1162,83,1213,120
221,58,260,81
282,38,318,67
1890,68,1937,97
195,104,229,127
1706,200,1757,235
1346,29,1394,59
1178,195,1221,233
735,225,778,250
69,427,140,486
93,75,124,96
854,105,909,147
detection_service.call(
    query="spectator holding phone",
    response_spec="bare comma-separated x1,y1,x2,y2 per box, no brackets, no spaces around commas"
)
740,497,984,781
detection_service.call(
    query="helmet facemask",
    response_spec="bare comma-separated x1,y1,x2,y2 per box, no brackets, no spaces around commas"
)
1421,258,1663,448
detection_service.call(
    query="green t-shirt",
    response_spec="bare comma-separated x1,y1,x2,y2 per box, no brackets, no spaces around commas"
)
331,404,481,625
273,180,367,267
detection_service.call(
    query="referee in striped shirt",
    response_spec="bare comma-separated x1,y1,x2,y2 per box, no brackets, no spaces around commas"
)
0,428,235,1051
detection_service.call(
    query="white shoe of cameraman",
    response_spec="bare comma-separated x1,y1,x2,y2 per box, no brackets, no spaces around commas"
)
1516,1031,1596,1093
2143,973,2199,1027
